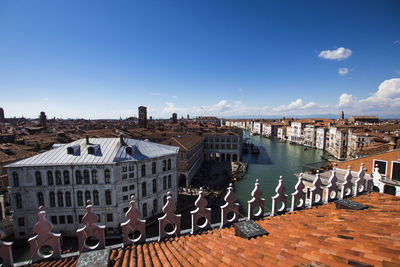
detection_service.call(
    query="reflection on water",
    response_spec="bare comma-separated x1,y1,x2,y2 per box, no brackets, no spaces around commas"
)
234,132,325,214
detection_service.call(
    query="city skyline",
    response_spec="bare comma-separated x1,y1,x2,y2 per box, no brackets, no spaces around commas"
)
1,0,399,119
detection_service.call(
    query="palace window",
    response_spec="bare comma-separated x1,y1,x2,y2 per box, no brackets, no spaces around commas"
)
47,171,54,185
168,175,172,188
49,192,55,207
93,190,99,205
16,193,22,209
142,203,147,217
13,172,19,187
152,179,157,193
76,170,82,184
92,170,98,184
83,170,90,184
163,176,167,190
37,192,44,207
162,160,166,171
63,170,70,185
104,169,111,184
55,171,62,185
35,171,42,186
65,192,71,207
167,159,171,170
141,164,146,177
77,191,83,206
85,190,91,203
142,182,146,197
57,192,64,207
152,162,156,174
105,190,112,205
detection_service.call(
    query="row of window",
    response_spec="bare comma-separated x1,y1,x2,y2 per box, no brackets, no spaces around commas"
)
12,169,112,187
122,159,173,179
205,137,238,143
204,144,238,150
141,175,172,197
14,190,112,209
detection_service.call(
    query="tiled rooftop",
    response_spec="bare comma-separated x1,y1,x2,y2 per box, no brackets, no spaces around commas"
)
21,192,400,266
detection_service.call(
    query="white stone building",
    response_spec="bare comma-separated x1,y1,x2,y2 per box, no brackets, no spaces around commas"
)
316,128,327,150
328,127,348,159
304,125,316,147
204,132,242,162
7,136,179,239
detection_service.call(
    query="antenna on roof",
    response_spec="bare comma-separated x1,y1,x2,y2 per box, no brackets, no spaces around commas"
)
86,135,89,145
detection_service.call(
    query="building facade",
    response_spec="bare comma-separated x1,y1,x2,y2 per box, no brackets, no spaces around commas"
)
204,132,242,162
7,137,179,239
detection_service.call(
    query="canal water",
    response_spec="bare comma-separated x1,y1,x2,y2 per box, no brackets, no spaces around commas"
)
234,132,325,215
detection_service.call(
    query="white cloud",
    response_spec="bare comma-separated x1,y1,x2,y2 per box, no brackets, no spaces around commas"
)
394,40,400,45
336,93,356,107
318,47,352,60
338,67,349,75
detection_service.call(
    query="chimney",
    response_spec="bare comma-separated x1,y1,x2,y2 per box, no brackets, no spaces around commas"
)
86,135,89,145
120,134,125,145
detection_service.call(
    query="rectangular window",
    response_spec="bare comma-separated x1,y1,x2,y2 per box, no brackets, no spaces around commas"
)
392,162,400,181
107,214,113,222
59,216,65,224
79,215,84,223
67,215,73,224
122,166,127,172
122,186,128,192
122,173,127,179
129,172,134,178
123,207,129,213
123,195,128,201
129,184,135,190
18,217,24,226
128,165,134,171
51,216,58,224
374,160,387,175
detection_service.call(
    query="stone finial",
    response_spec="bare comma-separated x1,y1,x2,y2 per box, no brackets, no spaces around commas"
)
291,174,306,211
340,166,353,199
0,230,13,267
28,206,61,262
121,195,146,245
77,200,105,252
271,176,288,216
191,187,211,234
158,192,181,241
354,163,366,196
310,171,323,207
220,183,239,227
248,179,265,219
325,168,339,202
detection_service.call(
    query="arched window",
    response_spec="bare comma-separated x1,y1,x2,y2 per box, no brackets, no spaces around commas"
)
167,159,171,170
76,170,82,184
49,192,55,207
91,170,98,184
163,195,167,205
77,191,83,206
142,203,147,217
65,192,71,207
55,171,62,185
85,190,91,203
93,190,99,205
104,169,111,184
35,171,42,186
37,192,44,206
57,192,64,207
141,164,146,177
83,170,90,184
142,182,146,197
47,171,54,185
12,172,19,187
153,199,158,213
15,193,22,209
163,176,167,190
162,160,166,171
105,190,112,205
63,170,70,185
152,162,156,174
152,179,157,193
168,175,172,188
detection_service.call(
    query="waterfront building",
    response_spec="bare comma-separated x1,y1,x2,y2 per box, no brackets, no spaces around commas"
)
251,121,263,135
6,136,179,238
277,126,287,140
315,128,327,150
204,131,242,162
347,129,374,158
328,127,348,159
304,125,316,147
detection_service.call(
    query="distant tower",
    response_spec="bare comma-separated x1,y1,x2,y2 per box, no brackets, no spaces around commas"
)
172,113,177,124
187,114,189,120
0,107,4,122
340,111,344,120
138,106,147,128
40,111,47,128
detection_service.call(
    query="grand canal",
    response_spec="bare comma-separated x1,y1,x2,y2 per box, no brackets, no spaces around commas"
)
234,132,325,214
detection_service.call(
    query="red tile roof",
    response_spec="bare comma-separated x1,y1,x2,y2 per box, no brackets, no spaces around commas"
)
23,193,400,266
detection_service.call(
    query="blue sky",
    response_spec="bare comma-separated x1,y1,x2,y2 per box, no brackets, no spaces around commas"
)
0,0,399,119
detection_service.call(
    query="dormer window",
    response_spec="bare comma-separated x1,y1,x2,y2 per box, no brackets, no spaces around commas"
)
88,147,95,154
67,147,74,154
126,147,132,155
